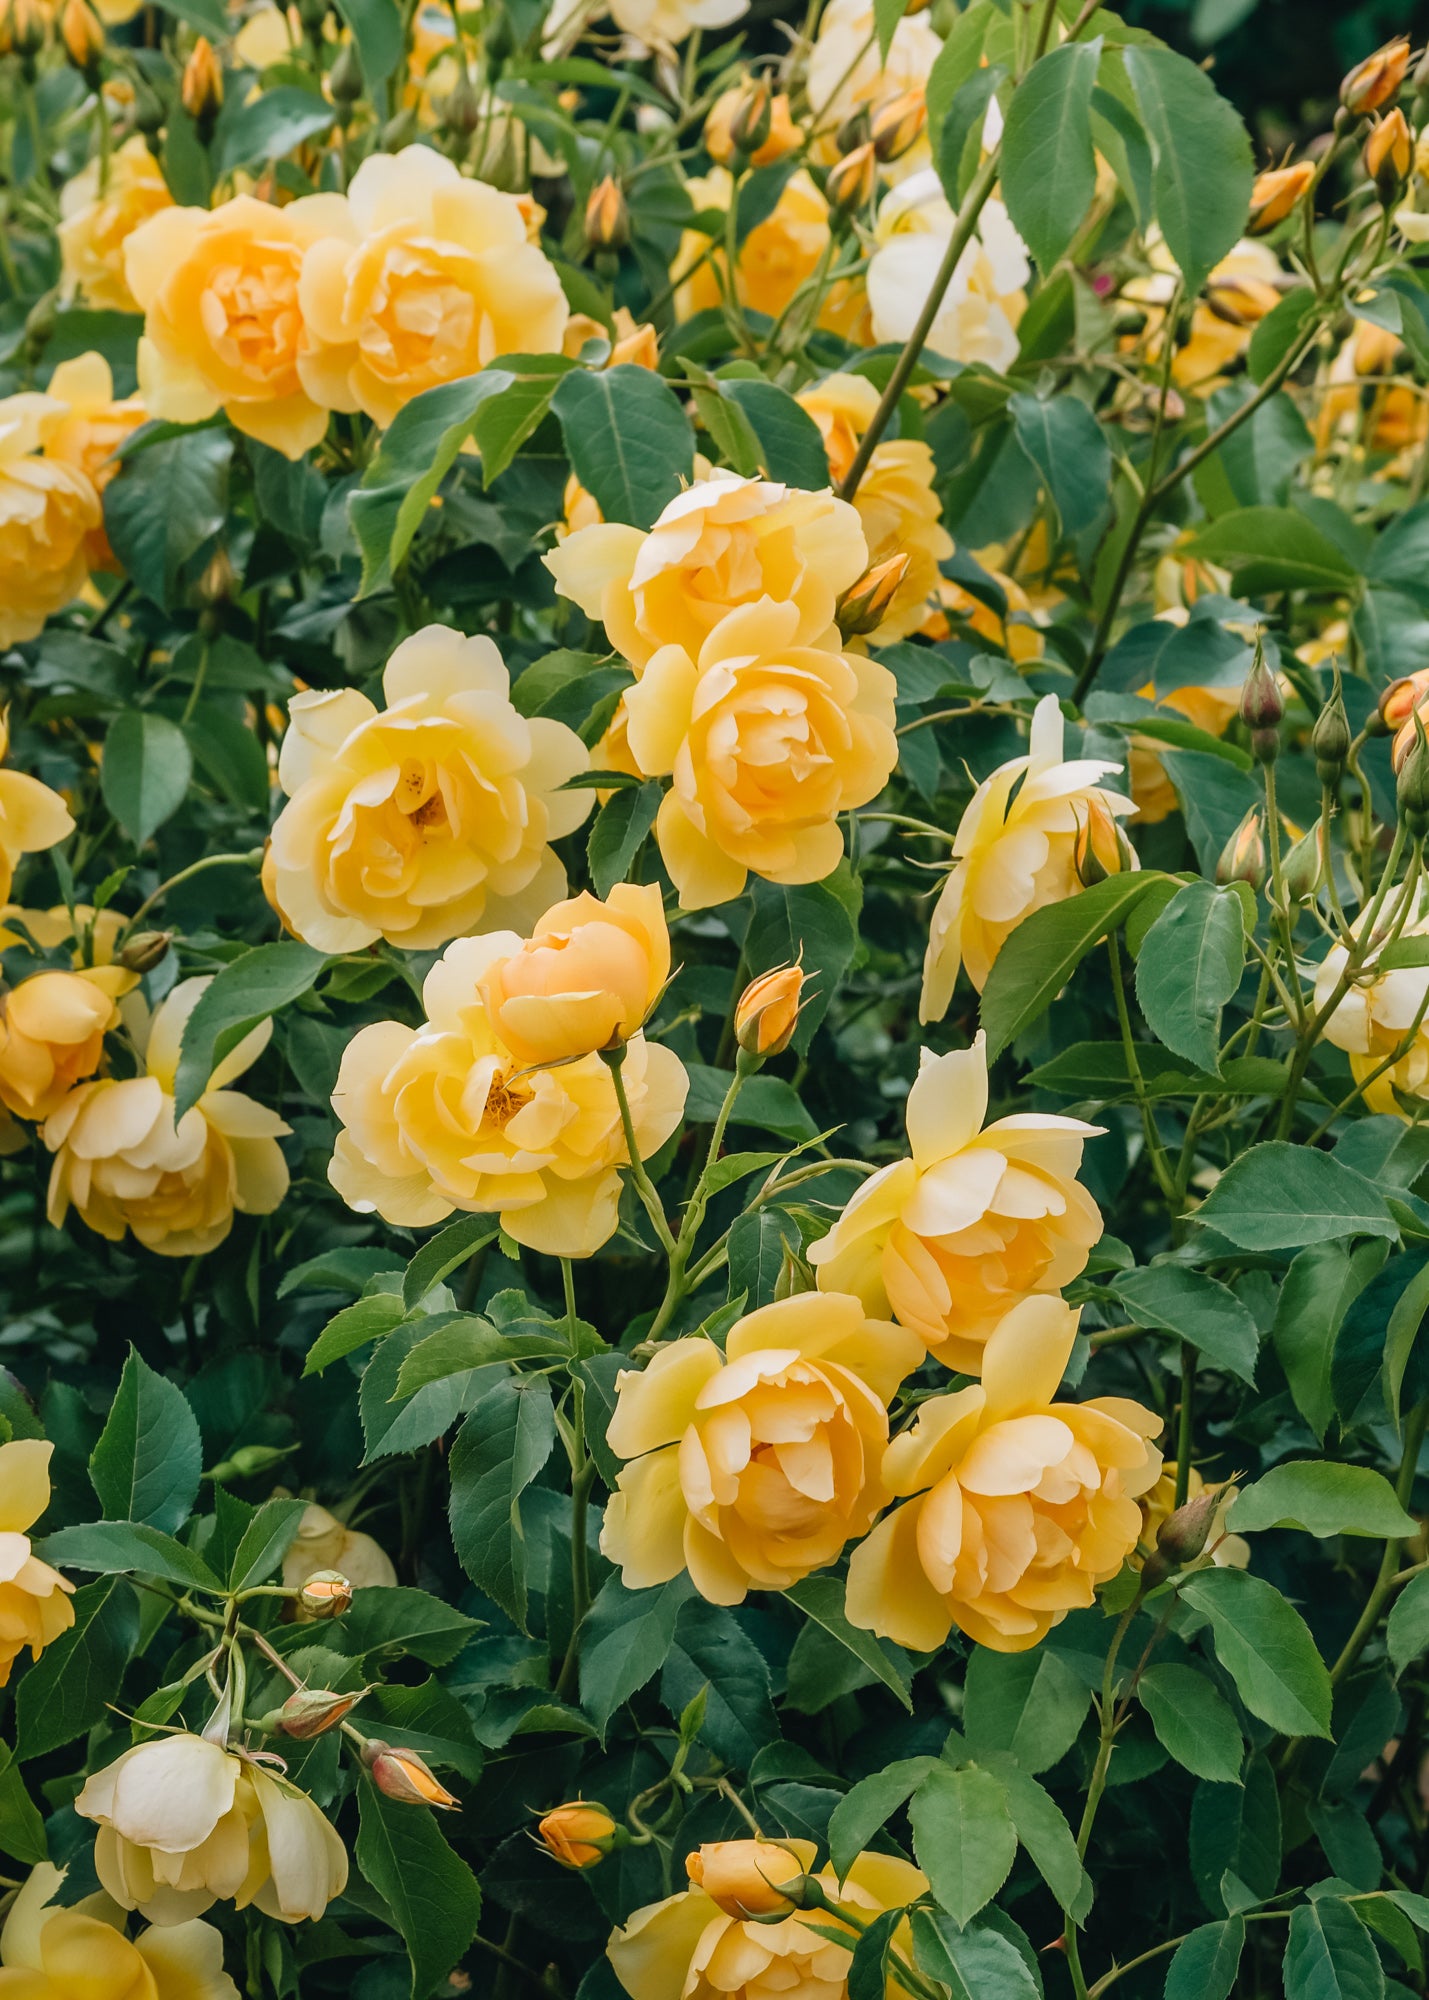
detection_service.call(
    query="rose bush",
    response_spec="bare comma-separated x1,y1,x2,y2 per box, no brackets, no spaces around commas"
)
2,0,1429,1995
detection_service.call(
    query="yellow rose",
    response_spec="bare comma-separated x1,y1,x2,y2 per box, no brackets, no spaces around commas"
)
620,597,898,910
607,1843,927,2000
1127,679,1240,825
921,564,1045,661
810,1034,1104,1374
44,976,290,1257
0,1861,238,2000
76,1733,348,1925
329,933,688,1258
280,1501,397,1607
733,963,805,1058
797,371,952,642
269,624,591,952
0,1441,74,1686
0,966,132,1122
671,166,834,326
0,714,76,905
0,394,101,647
847,1296,1163,1652
476,882,670,1067
1315,885,1429,1114
545,468,869,673
868,177,1029,372
562,305,660,371
0,903,125,964
41,352,146,570
295,146,568,429
807,0,943,170
920,692,1136,1019
58,135,173,312
685,1841,804,1917
538,1802,619,1870
600,1292,923,1603
125,192,349,459
703,87,801,168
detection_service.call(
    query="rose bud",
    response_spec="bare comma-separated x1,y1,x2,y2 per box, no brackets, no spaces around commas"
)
728,75,773,160
364,1740,460,1809
1280,820,1324,904
1155,1482,1224,1566
1366,107,1413,200
180,35,223,121
735,964,805,1059
274,1687,367,1739
538,1802,619,1868
1341,36,1411,116
59,0,102,72
1313,671,1351,785
686,1840,807,1918
1247,160,1315,234
1238,640,1284,734
836,553,909,638
1072,796,1134,888
1382,669,1429,733
585,175,629,253
826,141,877,218
297,1569,353,1619
1397,711,1429,838
118,929,171,975
870,88,926,164
1216,806,1266,891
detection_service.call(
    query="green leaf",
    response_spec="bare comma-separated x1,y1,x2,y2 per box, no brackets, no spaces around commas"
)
579,1575,695,1739
909,1764,1017,1928
745,870,862,1052
1388,1569,1429,1679
587,780,662,897
214,86,336,174
1110,1265,1259,1383
1193,1143,1398,1251
552,366,694,530
1274,1241,1387,1443
1384,1255,1429,1428
183,703,268,814
1138,1664,1244,1783
684,1066,815,1142
1284,1899,1386,2000
0,1745,46,1865
1122,46,1252,296
1008,390,1110,538
962,1646,1090,1774
828,1759,937,1882
1134,881,1246,1074
355,1778,482,2000
1180,1568,1332,1739
872,0,905,62
331,0,402,86
912,1911,1041,2000
395,1318,563,1398
402,1218,499,1311
350,370,512,592
999,39,1099,273
448,1374,556,1631
15,1577,139,1760
720,380,829,487
100,711,192,848
1165,1918,1246,2000
363,1679,484,1783
980,872,1177,1060
469,354,577,486
1190,1757,1280,1911
661,1600,779,1770
174,940,327,1120
303,1292,407,1377
89,1347,202,1534
1189,506,1361,595
783,1575,913,1711
227,1497,307,1593
982,1755,1089,1916
332,1586,479,1669
1248,288,1320,385
103,429,231,607
848,1910,902,2000
1228,1463,1416,1540
38,1520,223,1593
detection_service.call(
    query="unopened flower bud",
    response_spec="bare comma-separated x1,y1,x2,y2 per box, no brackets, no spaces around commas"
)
834,105,870,156
1238,639,1284,736
363,1739,460,1808
826,141,877,217
117,928,171,974
1216,806,1266,890
1155,1483,1223,1567
60,0,103,72
1341,36,1411,117
585,175,629,252
686,1841,807,1918
1280,820,1324,904
1397,710,1429,837
272,1686,367,1739
7,0,48,60
836,553,909,638
329,40,363,104
773,1236,815,1301
181,36,223,120
729,75,773,160
735,964,805,1059
440,72,481,137
298,1569,352,1619
1313,670,1352,785
870,87,926,164
538,1802,619,1867
1366,107,1413,200
1247,161,1315,233
1072,796,1134,887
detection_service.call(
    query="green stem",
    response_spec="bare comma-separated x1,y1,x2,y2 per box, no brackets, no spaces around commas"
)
1106,935,1178,1205
1064,1600,1141,2000
606,1051,678,1256
1174,1342,1195,1508
119,848,264,940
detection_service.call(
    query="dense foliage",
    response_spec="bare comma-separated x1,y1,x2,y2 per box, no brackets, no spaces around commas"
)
6,1,1429,1997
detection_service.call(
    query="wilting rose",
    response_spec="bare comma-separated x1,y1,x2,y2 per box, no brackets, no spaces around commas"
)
546,469,869,674
296,146,568,428
0,1441,74,1685
269,624,591,953
0,393,101,647
810,1034,1103,1375
44,977,290,1257
920,692,1136,1019
0,966,131,1121
77,1733,348,1925
847,1296,1163,1652
329,933,687,1258
0,1862,239,2000
600,1291,923,1603
620,597,898,910
476,882,670,1067
58,134,173,313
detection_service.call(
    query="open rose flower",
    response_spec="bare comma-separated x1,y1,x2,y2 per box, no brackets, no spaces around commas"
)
269,624,590,953
296,146,568,428
76,1733,348,1926
671,167,834,328
476,882,670,1067
847,1296,1162,1652
44,977,290,1257
0,1441,74,1685
41,353,146,569
921,692,1136,1019
545,469,869,673
868,175,1030,371
1314,884,1429,1114
0,965,133,1122
58,134,174,313
620,597,898,910
810,1034,1103,1374
329,933,687,1258
600,1291,923,1603
0,1861,238,2000
0,394,101,647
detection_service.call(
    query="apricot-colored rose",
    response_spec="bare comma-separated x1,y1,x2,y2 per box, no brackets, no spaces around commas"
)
620,597,898,910
600,1292,923,1603
269,624,591,953
476,882,670,1067
58,135,173,313
280,1502,396,1610
329,934,687,1258
125,192,348,458
703,87,801,168
42,352,146,570
607,1842,927,2000
685,1842,803,1917
296,146,568,429
846,1296,1163,1652
810,1034,1103,1375
0,393,101,647
546,469,869,674
539,1804,618,1869
734,963,804,1057
920,693,1136,1019
0,967,131,1122
44,978,290,1257
0,713,76,905
0,1442,74,1686
1127,679,1240,824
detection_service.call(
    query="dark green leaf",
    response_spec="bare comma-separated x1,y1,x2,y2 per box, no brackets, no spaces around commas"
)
89,1346,202,1533
999,39,1100,273
174,940,327,1119
1122,46,1253,296
104,429,231,607
1283,1898,1386,2000
1228,1463,1415,1540
720,380,829,487
980,872,1177,1059
783,1576,913,1711
1164,1918,1246,2000
587,781,662,897
448,1374,556,1630
1110,1265,1259,1383
15,1578,140,1760
1180,1569,1332,1739
552,366,694,531
1138,1665,1244,1783
227,1497,307,1592
100,711,192,848
661,1600,779,1770
1134,880,1246,1073
1193,1144,1398,1251
828,1759,937,1881
402,1218,499,1310
303,1292,407,1377
909,1764,1016,1927
38,1520,223,1593
912,1911,1041,2000
356,1777,482,2000
962,1646,1090,1774
1009,390,1110,538
579,1575,695,1739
